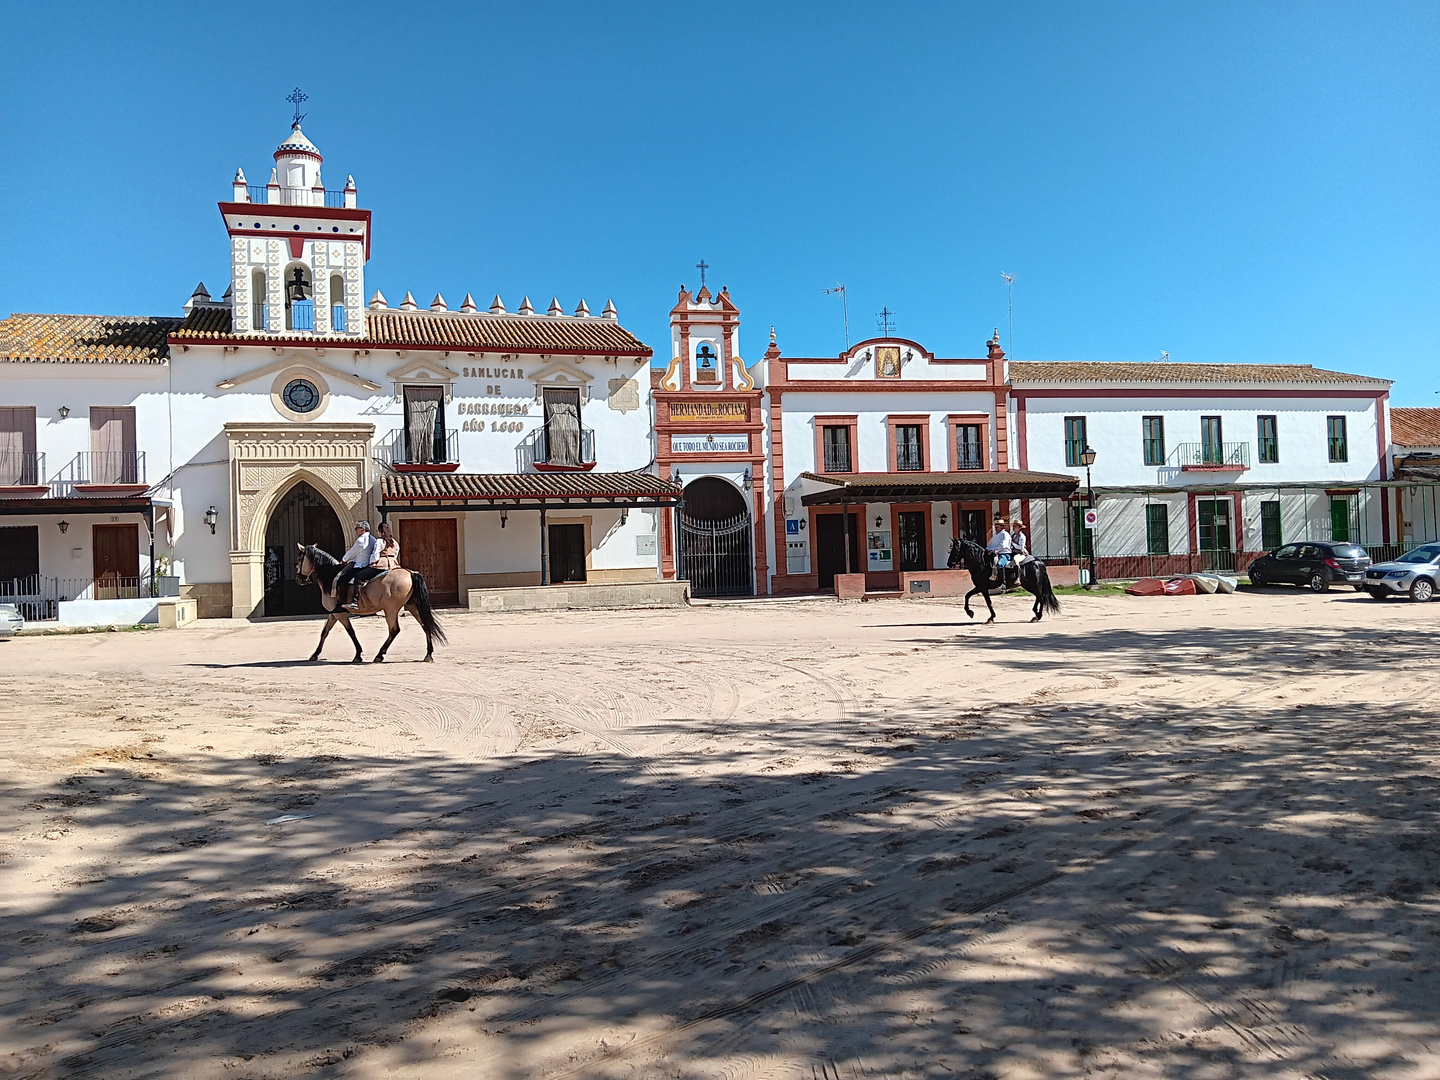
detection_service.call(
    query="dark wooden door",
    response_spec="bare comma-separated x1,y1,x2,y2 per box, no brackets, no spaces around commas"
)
815,512,860,589
897,511,927,572
90,407,137,483
402,518,460,605
548,523,587,583
93,524,139,597
961,509,988,545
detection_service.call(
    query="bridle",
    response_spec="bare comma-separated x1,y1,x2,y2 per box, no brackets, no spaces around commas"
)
295,549,314,586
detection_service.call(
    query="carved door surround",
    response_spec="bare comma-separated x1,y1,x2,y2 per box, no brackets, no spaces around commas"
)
224,421,375,617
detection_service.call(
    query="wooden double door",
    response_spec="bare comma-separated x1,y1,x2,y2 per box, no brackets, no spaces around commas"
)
401,518,460,605
93,524,140,598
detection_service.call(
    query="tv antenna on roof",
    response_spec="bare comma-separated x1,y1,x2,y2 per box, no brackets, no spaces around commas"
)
1156,350,1170,361
286,87,308,129
876,306,896,337
1001,272,1016,358
823,283,849,349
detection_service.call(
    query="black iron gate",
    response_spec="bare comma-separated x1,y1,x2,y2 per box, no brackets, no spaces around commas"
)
678,510,754,597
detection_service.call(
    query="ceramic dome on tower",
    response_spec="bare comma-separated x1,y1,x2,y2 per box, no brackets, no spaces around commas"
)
274,122,323,192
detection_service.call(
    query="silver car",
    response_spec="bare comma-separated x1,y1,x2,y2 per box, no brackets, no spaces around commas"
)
1364,544,1440,602
0,603,22,635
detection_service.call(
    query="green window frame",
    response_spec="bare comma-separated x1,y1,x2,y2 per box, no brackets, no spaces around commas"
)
1145,503,1169,556
1257,415,1278,463
1330,497,1352,542
1327,416,1348,462
1064,416,1087,468
1260,500,1282,550
1070,503,1093,558
1142,416,1165,466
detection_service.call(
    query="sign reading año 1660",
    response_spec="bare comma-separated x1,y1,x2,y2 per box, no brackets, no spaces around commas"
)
671,434,750,454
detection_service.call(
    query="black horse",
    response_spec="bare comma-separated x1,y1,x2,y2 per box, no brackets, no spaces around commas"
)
947,536,1061,624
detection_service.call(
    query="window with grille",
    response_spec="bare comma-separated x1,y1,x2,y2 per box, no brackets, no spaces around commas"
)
1145,503,1169,555
1260,500,1282,550
1327,416,1348,462
895,424,924,471
1064,417,1087,467
821,426,851,473
1257,415,1279,463
1142,416,1165,466
955,424,982,470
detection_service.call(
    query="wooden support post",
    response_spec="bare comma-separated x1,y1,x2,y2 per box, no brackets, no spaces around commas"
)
540,505,549,586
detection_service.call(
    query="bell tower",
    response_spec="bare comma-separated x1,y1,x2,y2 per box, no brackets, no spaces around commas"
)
220,95,370,339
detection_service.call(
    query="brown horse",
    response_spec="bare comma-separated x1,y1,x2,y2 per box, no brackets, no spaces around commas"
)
294,544,446,662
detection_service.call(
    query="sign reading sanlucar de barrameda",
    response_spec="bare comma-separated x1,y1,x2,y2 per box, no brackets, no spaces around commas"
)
669,401,748,423
671,434,750,453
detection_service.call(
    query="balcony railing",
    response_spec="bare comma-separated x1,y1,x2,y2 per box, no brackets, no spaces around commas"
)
74,451,146,486
0,450,44,486
822,446,852,472
515,424,597,470
896,449,924,472
243,184,351,208
1176,442,1250,470
373,428,459,469
955,450,983,471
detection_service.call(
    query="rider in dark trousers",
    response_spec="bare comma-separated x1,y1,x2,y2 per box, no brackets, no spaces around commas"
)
335,520,380,611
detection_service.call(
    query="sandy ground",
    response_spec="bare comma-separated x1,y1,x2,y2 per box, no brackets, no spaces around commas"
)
2,587,1439,1080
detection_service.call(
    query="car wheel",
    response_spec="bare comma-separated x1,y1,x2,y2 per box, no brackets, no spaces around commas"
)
1410,578,1434,603
1249,569,1265,587
1353,584,1366,592
1368,588,1389,600
1308,572,1328,593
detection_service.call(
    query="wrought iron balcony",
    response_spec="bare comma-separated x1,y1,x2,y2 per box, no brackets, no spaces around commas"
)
1176,442,1250,471
63,451,146,487
822,446,852,473
515,423,596,471
955,450,983,471
374,428,460,471
0,450,44,487
244,184,351,208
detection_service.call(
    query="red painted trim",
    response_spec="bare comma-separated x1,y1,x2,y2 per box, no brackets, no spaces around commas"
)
382,491,679,504
0,485,49,495
273,148,323,163
71,484,149,495
770,380,1006,394
391,462,462,474
288,236,304,259
946,413,990,472
1016,394,1028,470
1012,387,1387,400
533,460,598,473
1186,490,1245,556
165,332,651,358
219,202,372,258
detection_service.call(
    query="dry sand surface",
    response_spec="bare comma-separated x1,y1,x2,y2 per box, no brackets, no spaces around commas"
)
2,588,1439,1079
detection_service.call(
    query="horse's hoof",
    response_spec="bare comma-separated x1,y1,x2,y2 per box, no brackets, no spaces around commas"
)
423,655,434,663
351,656,364,664
1030,616,1041,623
373,656,385,663
307,655,320,662
986,616,996,624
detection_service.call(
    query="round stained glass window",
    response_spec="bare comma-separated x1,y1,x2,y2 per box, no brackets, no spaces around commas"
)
282,378,320,413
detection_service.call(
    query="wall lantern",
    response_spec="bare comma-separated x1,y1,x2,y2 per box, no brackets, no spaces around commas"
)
499,509,508,529
204,506,219,534
619,509,628,526
799,519,806,531
939,512,948,525
58,520,69,534
875,515,884,528
742,467,752,492
670,467,681,484
58,405,70,420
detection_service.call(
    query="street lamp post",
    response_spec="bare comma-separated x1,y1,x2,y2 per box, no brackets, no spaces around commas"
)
1080,446,1098,588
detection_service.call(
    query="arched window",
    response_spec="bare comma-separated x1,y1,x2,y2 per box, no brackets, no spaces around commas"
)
330,273,346,332
251,269,267,330
695,342,719,384
284,264,313,331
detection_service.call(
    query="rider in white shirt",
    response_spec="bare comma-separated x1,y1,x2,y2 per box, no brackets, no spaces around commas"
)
1011,518,1029,558
985,518,1013,588
336,521,380,611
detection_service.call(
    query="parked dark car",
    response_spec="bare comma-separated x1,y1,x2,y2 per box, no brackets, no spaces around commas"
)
1247,541,1371,592
1363,543,1440,602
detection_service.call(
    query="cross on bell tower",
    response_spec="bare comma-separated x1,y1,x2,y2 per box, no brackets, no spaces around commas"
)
286,87,308,130
877,306,896,336
695,259,710,290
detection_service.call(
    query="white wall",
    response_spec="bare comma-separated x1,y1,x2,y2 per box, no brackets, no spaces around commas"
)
1021,394,1384,487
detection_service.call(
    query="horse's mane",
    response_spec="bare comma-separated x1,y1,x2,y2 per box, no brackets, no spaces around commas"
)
306,545,340,569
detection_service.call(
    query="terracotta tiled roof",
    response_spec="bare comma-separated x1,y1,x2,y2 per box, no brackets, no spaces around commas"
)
1391,408,1440,448
1008,361,1386,386
170,306,652,356
799,470,1078,502
382,471,681,503
0,313,182,364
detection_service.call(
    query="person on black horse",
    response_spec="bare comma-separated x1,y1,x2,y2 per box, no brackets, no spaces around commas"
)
985,515,1016,591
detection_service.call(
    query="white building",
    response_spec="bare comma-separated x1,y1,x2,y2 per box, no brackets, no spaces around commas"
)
0,119,676,620
1010,361,1395,575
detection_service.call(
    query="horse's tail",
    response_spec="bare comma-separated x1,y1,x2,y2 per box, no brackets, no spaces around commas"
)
408,571,448,647
1033,563,1062,616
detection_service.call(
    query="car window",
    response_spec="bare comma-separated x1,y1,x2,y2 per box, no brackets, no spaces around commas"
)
1329,545,1366,559
1298,545,1319,559
1397,545,1440,564
1275,545,1297,559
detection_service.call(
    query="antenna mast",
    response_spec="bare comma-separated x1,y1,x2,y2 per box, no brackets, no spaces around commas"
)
824,283,849,350
1001,272,1015,358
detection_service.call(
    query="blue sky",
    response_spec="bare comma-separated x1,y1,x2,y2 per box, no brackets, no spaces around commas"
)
2,3,1436,401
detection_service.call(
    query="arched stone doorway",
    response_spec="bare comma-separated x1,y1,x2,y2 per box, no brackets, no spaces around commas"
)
677,477,754,597
263,481,345,615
